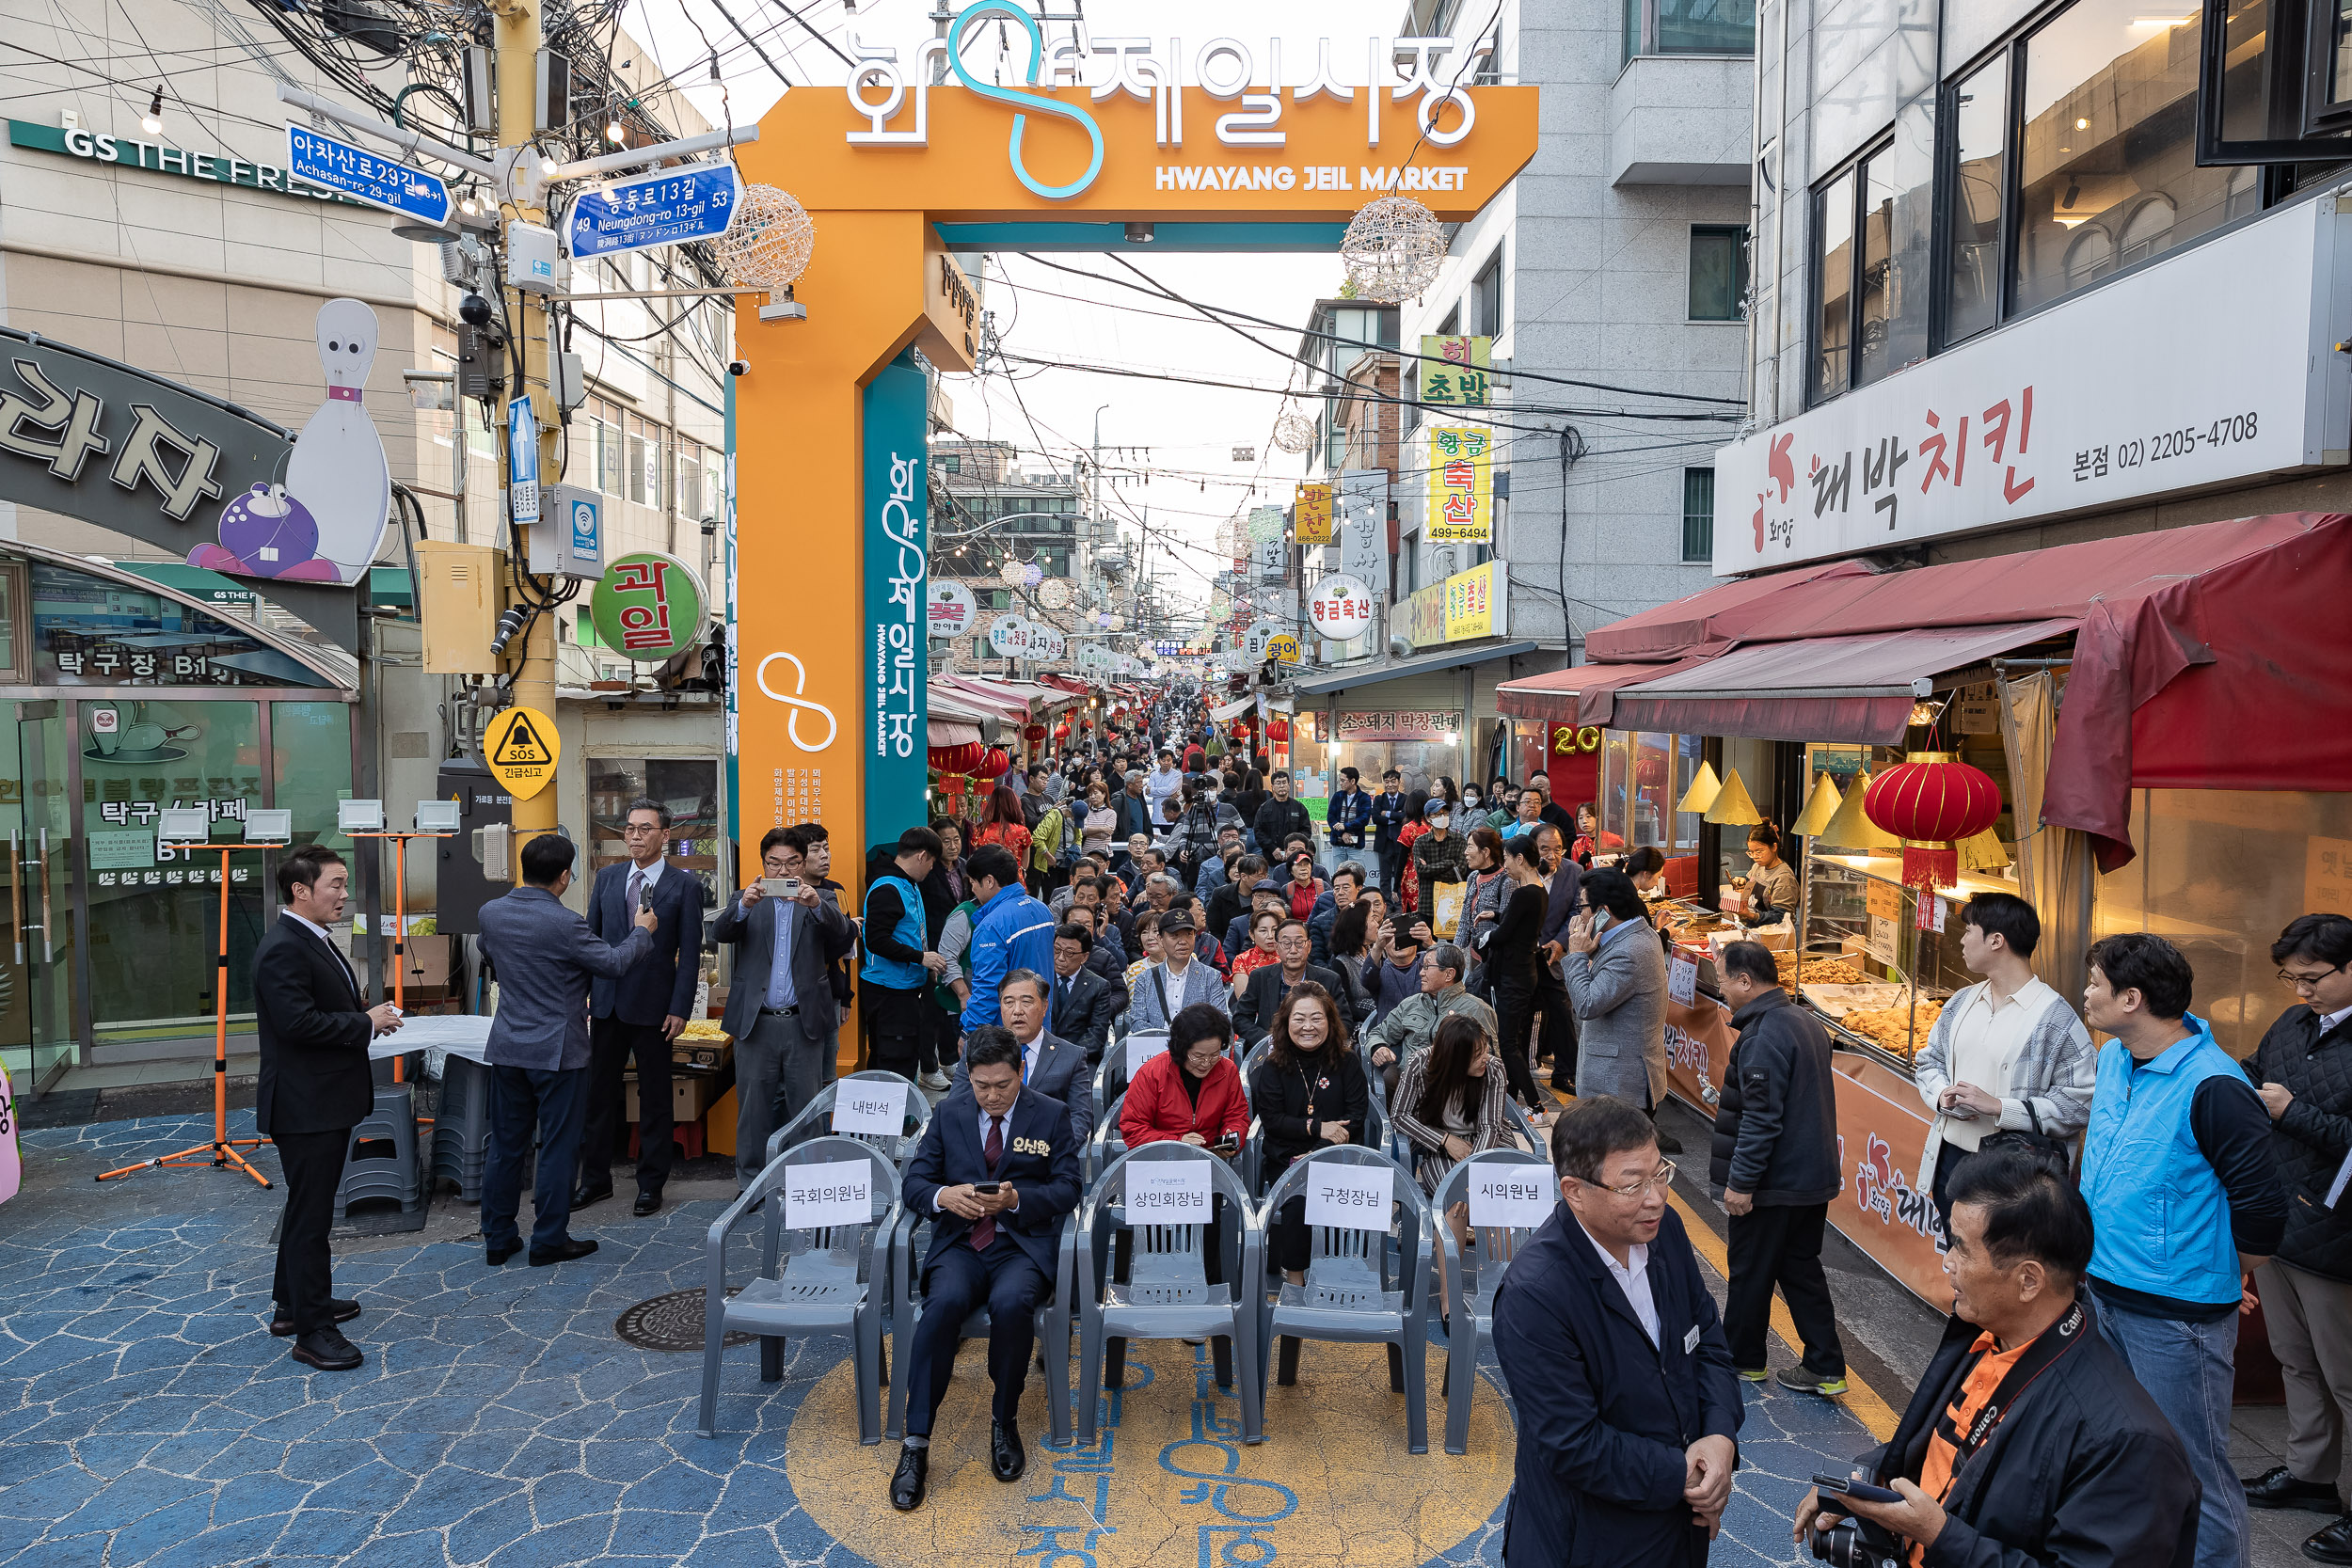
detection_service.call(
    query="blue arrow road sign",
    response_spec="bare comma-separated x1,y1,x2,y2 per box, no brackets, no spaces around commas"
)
507,396,540,525
567,163,741,260
284,124,453,228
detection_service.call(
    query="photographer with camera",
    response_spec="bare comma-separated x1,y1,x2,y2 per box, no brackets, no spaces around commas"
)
1794,1145,2198,1568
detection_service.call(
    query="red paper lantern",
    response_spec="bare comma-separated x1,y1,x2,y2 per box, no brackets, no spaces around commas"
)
974,746,1012,781
1863,752,2002,895
927,740,984,775
1266,718,1291,741
1635,755,1666,787
1024,722,1047,743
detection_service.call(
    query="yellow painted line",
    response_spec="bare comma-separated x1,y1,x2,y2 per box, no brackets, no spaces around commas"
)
1668,1191,1899,1443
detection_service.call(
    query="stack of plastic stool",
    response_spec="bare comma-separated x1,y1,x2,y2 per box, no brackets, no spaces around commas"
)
334,1083,421,1219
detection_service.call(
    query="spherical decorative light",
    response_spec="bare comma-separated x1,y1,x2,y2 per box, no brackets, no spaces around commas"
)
999,559,1028,586
1021,562,1044,588
709,182,816,293
1037,578,1072,610
1339,194,1446,304
1863,752,2003,896
1272,406,1315,454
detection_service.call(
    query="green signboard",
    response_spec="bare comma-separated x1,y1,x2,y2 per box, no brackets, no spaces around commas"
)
588,551,706,660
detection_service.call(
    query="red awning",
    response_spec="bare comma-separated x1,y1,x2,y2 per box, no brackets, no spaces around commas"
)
1571,512,2352,870
1604,622,2075,744
1494,659,1711,726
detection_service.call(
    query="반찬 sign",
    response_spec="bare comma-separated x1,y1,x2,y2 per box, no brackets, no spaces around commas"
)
1711,197,2352,575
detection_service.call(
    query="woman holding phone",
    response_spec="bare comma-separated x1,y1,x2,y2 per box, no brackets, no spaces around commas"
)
1120,1004,1250,1155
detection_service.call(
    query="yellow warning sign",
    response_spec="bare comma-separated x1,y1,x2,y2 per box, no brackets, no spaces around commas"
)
485,705,561,799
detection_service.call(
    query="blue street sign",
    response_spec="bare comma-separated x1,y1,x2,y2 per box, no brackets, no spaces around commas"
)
507,396,540,525
283,124,453,229
566,163,742,260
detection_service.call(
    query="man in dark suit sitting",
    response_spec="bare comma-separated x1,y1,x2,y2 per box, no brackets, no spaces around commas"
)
576,797,705,1218
253,846,404,1370
1232,917,1343,1047
1046,924,1119,1064
953,969,1093,1144
892,1026,1083,1512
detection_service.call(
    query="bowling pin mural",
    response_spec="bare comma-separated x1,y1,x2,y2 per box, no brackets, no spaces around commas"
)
190,298,391,585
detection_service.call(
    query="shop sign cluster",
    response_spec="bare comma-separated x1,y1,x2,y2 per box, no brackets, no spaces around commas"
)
1399,560,1506,650
1425,426,1491,543
1419,336,1491,406
1294,481,1332,545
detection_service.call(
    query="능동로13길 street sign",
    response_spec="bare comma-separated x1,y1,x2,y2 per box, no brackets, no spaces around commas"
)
567,163,743,261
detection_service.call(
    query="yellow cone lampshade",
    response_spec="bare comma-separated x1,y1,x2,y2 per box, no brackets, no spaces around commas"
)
1702,768,1763,827
1677,760,1723,815
1792,774,1843,838
1818,771,1900,850
1958,827,2010,873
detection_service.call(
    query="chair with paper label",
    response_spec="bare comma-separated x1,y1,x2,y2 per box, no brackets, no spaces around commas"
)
1238,1044,1386,1201
699,1134,901,1442
1254,1144,1435,1451
1425,1148,1555,1455
1077,1142,1265,1446
884,1197,1080,1446
766,1069,930,1171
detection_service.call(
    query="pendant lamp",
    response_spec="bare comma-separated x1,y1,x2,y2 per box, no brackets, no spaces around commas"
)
1792,774,1843,838
1677,760,1723,815
1817,771,1900,851
1702,768,1762,826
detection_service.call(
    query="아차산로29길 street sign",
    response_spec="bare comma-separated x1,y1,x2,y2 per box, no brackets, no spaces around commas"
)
566,163,742,261
283,124,452,228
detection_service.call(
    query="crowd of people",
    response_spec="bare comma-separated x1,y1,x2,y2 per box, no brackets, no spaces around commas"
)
244,696,2352,1568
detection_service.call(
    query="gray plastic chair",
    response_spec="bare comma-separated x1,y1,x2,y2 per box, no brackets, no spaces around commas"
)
699,1135,901,1441
1255,1144,1434,1451
1425,1148,1554,1455
1087,1092,1128,1190
885,1206,1080,1445
1077,1142,1265,1446
1240,1054,1386,1200
765,1069,930,1169
429,1053,495,1202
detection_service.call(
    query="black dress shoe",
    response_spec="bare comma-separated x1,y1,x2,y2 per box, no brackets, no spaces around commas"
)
529,1237,600,1267
270,1299,360,1337
2307,1515,2352,1563
2249,1465,2344,1512
890,1445,929,1511
485,1241,521,1266
289,1328,364,1370
570,1183,614,1212
633,1190,662,1217
991,1420,1026,1482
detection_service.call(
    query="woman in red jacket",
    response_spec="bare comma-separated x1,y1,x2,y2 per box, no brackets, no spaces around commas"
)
1121,1003,1250,1154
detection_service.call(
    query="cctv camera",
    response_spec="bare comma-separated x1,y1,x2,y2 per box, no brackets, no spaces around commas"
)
727,358,750,378
458,292,494,326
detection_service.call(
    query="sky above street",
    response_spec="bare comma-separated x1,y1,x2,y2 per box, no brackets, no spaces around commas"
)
619,0,1441,614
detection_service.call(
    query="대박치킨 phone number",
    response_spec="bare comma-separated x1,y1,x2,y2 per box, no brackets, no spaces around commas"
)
2119,412,2260,469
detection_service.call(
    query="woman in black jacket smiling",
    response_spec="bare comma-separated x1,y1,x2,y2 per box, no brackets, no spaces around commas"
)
1248,983,1369,1286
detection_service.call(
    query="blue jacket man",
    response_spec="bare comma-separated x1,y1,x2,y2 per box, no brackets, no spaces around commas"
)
1492,1098,1741,1566
478,834,656,1266
892,1028,1084,1513
576,799,705,1213
1326,768,1374,853
961,845,1057,1034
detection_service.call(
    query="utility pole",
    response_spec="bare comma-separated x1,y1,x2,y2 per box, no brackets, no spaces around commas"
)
493,0,559,837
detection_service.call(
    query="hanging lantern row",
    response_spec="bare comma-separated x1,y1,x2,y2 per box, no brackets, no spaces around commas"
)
1861,752,2003,899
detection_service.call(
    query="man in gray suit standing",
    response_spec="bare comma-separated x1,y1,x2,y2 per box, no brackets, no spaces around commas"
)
714,826,855,1188
953,969,1094,1143
478,833,657,1268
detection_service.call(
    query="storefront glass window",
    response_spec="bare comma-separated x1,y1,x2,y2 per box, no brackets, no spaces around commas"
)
1674,734,1706,850
82,698,266,1052
2014,2,2256,313
1811,167,1856,404
1945,55,2010,346
587,757,723,907
31,563,334,689
1600,733,1633,848
272,703,353,847
1630,733,1673,849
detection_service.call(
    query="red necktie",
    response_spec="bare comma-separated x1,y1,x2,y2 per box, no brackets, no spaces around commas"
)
970,1115,1005,1251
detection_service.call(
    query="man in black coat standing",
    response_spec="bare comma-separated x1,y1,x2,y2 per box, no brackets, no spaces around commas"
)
1796,1146,2198,1568
577,798,705,1218
1493,1096,1740,1565
254,847,403,1370
1250,769,1312,859
1710,940,1846,1393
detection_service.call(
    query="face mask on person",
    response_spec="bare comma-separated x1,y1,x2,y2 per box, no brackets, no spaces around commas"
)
1463,792,1481,810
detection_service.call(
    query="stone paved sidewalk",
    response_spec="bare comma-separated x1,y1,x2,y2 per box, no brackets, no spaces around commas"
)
0,1110,1880,1568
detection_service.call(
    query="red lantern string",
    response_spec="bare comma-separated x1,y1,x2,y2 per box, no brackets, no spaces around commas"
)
1862,752,2002,902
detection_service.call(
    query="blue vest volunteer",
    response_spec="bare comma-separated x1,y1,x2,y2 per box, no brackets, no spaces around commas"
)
862,872,930,990
2079,1014,2245,1308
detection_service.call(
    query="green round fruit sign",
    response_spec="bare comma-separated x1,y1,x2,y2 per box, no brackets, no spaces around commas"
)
589,551,707,661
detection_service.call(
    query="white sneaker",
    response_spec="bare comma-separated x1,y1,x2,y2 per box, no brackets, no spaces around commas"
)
919,1070,951,1091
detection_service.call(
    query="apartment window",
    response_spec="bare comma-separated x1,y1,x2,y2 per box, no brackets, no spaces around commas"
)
1680,468,1715,562
1808,143,1898,403
1943,58,2008,346
1688,226,1749,320
1626,0,1756,62
943,454,961,473
596,409,622,497
678,437,705,519
1472,249,1503,335
626,418,648,505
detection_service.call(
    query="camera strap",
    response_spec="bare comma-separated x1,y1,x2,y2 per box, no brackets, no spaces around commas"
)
1935,1297,2089,1469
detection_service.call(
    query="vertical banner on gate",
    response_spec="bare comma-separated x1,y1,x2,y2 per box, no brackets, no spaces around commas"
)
723,375,739,846
864,352,929,833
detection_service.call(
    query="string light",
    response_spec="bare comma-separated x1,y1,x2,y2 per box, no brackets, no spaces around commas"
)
141,85,163,135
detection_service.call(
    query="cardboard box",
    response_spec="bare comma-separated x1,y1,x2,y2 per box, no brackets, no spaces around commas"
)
624,1071,719,1125
707,1086,738,1159
672,1037,733,1071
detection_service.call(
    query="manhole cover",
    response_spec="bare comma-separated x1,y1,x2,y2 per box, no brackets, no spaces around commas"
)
613,1288,752,1352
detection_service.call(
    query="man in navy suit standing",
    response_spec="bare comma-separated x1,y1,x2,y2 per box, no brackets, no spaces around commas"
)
892,1026,1083,1512
578,798,705,1217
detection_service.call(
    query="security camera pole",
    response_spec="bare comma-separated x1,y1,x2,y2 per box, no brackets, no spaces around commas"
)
276,24,754,839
